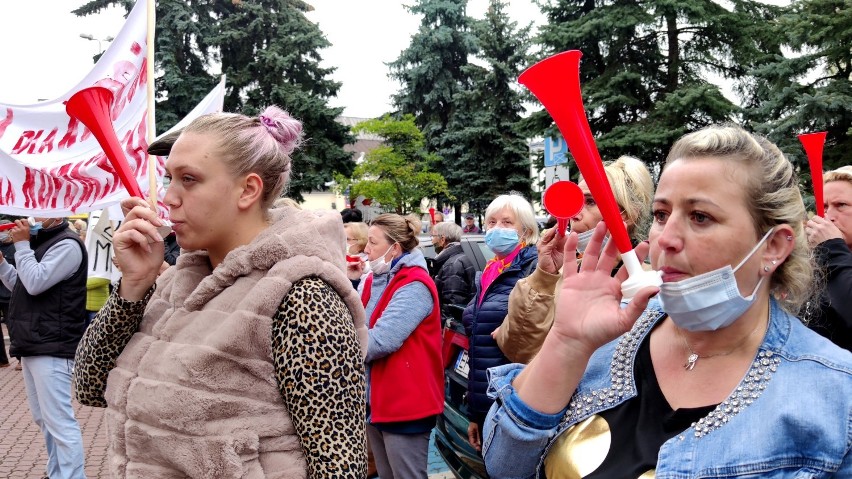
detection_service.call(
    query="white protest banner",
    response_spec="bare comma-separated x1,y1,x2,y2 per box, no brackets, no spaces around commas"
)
0,0,153,217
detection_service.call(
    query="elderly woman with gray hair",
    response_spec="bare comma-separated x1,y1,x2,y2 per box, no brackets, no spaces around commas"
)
430,221,476,320
462,193,539,453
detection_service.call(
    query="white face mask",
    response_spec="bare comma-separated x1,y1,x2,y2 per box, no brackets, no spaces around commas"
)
658,228,774,331
575,229,608,255
369,243,397,276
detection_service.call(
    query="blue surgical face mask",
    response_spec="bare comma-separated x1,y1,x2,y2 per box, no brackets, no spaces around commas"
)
485,227,520,256
658,228,774,332
27,217,44,235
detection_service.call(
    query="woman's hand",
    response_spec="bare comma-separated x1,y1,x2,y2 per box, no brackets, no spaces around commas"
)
806,215,843,248
113,197,165,300
467,422,482,452
346,258,365,280
537,226,568,274
550,222,657,354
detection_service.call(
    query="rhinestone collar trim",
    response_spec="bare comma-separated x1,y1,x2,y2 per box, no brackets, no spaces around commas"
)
558,309,781,440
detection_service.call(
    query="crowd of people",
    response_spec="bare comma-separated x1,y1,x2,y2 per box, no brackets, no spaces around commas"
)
0,114,850,479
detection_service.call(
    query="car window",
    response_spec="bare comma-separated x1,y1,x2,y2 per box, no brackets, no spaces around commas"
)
475,241,495,263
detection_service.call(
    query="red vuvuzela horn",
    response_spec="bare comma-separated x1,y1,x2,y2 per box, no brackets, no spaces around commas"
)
799,132,827,217
65,87,144,199
543,180,584,236
519,50,660,299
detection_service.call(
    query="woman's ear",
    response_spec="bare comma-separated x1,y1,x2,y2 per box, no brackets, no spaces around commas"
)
237,173,264,210
763,224,796,274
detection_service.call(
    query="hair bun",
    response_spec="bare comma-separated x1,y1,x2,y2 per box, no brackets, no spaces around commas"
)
258,106,303,155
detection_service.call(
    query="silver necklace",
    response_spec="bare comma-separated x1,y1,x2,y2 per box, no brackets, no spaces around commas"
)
676,320,763,371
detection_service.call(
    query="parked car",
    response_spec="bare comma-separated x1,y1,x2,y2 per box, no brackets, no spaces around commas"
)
418,234,491,479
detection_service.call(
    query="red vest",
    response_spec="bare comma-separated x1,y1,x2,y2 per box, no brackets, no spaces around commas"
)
362,267,444,423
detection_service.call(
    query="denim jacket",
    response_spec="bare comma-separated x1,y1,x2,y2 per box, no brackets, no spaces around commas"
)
483,299,852,478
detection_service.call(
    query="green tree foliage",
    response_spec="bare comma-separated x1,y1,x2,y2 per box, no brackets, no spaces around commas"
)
443,0,534,210
388,0,478,216
73,0,354,201
529,0,781,174
334,115,450,215
743,0,851,182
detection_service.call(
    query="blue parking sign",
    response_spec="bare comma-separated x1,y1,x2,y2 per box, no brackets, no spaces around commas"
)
544,136,568,167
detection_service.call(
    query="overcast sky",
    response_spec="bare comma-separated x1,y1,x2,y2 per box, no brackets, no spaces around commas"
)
0,0,541,119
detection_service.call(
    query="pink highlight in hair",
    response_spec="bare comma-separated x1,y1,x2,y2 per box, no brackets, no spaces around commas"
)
257,106,302,156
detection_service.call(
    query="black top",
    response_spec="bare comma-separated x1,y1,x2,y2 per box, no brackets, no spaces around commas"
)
585,334,717,478
807,238,852,352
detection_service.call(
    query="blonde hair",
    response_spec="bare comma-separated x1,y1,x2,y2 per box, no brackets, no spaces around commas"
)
824,166,852,185
484,194,540,245
344,222,369,253
183,105,303,212
666,124,812,313
371,213,420,252
272,197,301,209
604,156,654,242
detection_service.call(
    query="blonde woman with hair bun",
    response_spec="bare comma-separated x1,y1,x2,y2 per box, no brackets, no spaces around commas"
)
359,213,443,478
485,125,851,478
73,106,369,478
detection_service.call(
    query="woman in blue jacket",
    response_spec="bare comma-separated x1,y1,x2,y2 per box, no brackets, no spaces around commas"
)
462,193,538,455
485,125,852,478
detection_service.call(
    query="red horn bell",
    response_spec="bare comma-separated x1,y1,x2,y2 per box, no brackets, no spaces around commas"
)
519,50,661,299
798,132,827,217
65,87,144,199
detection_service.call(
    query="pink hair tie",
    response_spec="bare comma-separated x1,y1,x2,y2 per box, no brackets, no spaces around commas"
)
259,114,276,131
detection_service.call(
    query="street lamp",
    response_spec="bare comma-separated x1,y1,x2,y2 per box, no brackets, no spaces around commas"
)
79,33,114,55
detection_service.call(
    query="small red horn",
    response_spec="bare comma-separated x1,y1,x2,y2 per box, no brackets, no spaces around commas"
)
65,87,144,199
798,132,827,217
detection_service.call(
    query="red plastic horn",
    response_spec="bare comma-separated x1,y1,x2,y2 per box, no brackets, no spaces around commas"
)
519,50,660,299
799,132,827,217
543,180,584,236
0,223,15,232
65,87,144,199
429,207,436,226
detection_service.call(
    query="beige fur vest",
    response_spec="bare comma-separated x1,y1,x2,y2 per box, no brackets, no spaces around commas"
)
103,207,367,478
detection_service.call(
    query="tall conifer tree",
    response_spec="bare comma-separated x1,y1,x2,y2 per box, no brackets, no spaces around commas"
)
74,0,354,201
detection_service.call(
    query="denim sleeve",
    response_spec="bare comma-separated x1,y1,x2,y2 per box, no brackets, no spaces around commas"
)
482,363,568,479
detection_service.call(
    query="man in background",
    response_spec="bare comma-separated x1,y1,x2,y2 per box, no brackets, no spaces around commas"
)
430,222,476,321
462,214,481,234
0,216,88,479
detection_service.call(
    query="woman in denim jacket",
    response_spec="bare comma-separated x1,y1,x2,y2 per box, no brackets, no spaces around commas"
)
484,125,852,478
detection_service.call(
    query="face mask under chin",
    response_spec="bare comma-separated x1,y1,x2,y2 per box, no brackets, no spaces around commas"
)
658,228,774,332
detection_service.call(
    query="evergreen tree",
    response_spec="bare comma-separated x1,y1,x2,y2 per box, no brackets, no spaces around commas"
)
335,115,450,215
73,0,355,201
743,0,851,177
443,0,533,210
388,0,478,217
530,0,780,173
